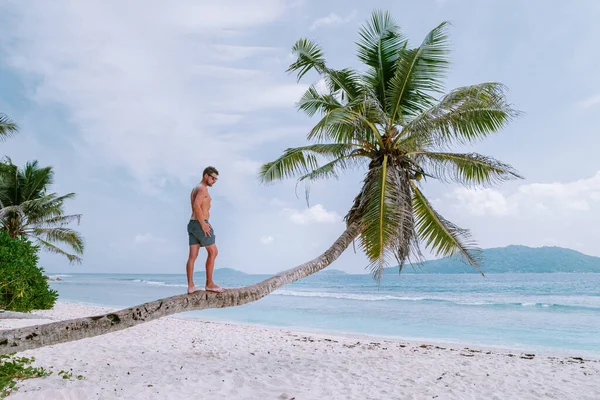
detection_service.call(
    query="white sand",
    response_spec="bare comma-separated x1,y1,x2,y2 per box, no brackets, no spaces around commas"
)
1,302,599,399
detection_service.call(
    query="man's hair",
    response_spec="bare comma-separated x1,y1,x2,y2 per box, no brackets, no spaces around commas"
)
203,166,219,177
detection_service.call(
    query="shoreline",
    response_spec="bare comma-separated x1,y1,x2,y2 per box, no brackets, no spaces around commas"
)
180,313,600,360
1,302,599,399
41,300,600,360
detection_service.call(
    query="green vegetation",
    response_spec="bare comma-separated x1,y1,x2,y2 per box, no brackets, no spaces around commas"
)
260,10,521,280
0,354,51,398
0,353,84,398
57,369,85,381
0,111,82,312
0,159,84,264
0,230,58,312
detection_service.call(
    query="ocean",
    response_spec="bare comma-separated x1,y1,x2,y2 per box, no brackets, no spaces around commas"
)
46,271,600,358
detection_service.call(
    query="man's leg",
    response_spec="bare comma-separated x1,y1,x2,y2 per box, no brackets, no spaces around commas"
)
204,244,221,290
186,244,200,293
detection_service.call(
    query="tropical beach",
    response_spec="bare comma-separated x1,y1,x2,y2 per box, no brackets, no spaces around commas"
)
2,1,600,399
2,302,599,399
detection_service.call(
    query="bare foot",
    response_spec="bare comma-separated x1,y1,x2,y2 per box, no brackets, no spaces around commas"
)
187,286,201,294
205,284,225,293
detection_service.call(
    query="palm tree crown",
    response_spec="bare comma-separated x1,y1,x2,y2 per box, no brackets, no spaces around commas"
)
259,10,522,280
0,158,84,263
0,113,19,142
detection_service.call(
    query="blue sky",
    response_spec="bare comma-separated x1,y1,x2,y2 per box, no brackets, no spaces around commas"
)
1,0,599,274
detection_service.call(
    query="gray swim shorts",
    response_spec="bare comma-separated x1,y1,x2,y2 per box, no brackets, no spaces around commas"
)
187,220,216,247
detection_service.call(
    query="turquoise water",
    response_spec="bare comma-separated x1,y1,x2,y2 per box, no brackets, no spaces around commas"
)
47,271,600,357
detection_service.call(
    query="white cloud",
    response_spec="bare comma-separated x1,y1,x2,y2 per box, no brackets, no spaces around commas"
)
310,10,357,31
133,233,169,246
260,235,274,245
284,204,341,225
0,0,306,200
577,94,600,109
109,232,176,256
451,187,516,216
211,45,278,62
269,197,289,207
449,171,600,217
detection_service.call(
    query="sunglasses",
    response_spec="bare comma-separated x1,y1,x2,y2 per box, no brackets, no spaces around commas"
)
210,174,218,181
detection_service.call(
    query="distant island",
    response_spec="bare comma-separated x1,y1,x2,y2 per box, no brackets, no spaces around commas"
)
214,267,248,275
317,269,348,275
384,245,600,274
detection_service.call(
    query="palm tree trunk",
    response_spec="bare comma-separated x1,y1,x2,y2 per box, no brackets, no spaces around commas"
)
0,222,361,355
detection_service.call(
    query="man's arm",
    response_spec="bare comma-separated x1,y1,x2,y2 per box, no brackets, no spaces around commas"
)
192,186,211,235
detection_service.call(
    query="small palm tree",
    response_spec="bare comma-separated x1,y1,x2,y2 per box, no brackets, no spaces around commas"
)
0,158,84,263
259,10,522,279
0,113,19,142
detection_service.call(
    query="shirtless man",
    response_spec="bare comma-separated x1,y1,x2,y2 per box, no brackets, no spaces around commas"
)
186,166,224,294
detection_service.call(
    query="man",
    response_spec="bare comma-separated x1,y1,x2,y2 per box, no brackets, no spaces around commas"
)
186,166,224,294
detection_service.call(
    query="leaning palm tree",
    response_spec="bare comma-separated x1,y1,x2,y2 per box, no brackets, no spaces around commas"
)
0,158,84,263
0,11,521,354
260,11,521,279
0,113,19,142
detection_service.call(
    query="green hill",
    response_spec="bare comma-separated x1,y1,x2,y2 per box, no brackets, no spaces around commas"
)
384,245,600,274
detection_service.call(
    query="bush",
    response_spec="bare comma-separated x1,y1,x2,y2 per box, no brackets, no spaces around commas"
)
0,353,52,398
0,230,58,312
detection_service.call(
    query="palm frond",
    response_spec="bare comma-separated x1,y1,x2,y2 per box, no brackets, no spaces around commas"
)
287,38,364,103
356,10,406,105
398,83,522,149
15,193,74,224
0,113,19,141
22,160,54,201
259,143,360,184
411,181,482,274
298,152,368,183
294,152,369,207
32,227,84,255
349,159,415,280
287,38,327,81
412,152,523,187
32,213,82,228
323,68,363,102
387,21,450,124
298,86,342,117
307,105,383,147
35,238,82,264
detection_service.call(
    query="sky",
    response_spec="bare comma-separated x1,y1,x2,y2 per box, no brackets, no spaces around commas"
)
1,0,599,275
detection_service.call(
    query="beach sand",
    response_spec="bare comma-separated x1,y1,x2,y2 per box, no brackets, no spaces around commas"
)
1,302,599,399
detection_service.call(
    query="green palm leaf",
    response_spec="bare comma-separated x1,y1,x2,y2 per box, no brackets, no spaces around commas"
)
399,83,521,149
297,86,342,117
323,68,363,102
387,21,450,123
32,227,84,254
36,238,82,264
287,39,362,102
259,143,360,184
412,152,523,187
350,158,415,280
307,105,383,147
0,113,19,141
298,151,368,183
411,181,482,274
356,10,406,105
287,38,327,81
